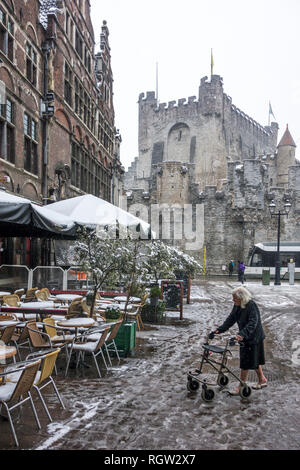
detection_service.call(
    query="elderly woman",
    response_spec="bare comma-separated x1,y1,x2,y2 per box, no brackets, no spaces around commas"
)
215,286,267,393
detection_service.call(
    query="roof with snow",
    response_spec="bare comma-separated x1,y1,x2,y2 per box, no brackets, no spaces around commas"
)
39,0,58,29
277,124,297,148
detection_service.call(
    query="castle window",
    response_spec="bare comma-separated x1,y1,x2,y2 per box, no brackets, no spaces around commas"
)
26,42,37,86
0,97,15,164
0,8,14,62
24,113,38,175
64,62,73,107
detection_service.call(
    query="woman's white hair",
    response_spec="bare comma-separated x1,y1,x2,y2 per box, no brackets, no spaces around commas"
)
232,286,252,308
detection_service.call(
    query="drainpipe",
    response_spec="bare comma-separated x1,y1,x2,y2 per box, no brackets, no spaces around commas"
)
41,43,50,204
41,13,56,205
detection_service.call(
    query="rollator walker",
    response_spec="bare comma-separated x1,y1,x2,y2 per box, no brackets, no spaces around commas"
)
187,331,252,402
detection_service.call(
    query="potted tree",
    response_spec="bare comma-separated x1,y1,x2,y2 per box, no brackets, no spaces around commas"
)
150,285,161,306
74,227,129,319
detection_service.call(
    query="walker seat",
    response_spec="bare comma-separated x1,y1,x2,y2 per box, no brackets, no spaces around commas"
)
202,344,226,354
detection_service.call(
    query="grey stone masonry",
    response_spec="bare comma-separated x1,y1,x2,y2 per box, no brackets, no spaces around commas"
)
123,75,298,274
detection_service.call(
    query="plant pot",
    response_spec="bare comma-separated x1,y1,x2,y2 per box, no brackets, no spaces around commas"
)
113,322,137,357
150,296,159,307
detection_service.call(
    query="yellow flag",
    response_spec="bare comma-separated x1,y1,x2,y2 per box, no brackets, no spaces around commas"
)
211,49,214,76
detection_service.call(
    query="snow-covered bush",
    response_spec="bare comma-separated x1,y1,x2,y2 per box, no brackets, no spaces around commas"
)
74,227,130,317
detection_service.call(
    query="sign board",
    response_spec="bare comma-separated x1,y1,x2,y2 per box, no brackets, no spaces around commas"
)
175,271,191,304
161,280,184,320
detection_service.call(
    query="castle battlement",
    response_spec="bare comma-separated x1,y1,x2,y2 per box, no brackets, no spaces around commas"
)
139,76,276,144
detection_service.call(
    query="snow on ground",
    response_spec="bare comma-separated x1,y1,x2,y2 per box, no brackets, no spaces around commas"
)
0,278,299,450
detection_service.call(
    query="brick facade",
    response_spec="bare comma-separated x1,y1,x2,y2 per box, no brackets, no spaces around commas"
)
0,0,124,266
0,0,124,205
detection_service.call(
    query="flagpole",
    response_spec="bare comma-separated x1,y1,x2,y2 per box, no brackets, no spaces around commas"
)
156,62,159,103
211,49,214,77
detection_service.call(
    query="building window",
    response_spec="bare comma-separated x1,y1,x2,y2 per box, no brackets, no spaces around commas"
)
75,77,83,120
65,11,70,35
0,98,15,164
26,42,37,86
75,29,83,59
24,113,38,175
84,47,91,73
64,62,73,106
71,141,110,200
0,7,14,62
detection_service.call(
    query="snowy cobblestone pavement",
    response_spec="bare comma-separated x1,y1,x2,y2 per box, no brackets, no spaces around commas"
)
0,279,299,450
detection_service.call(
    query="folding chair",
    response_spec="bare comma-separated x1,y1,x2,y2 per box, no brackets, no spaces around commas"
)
65,326,111,378
0,360,41,447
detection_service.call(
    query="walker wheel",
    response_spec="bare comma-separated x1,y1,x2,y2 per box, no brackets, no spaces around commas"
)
239,384,252,398
217,374,229,387
187,378,200,392
201,387,215,402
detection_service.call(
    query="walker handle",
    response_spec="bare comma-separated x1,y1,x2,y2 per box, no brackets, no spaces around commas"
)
208,331,215,340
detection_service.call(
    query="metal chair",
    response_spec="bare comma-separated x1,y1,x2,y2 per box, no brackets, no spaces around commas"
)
43,317,76,344
125,293,149,331
103,320,122,365
65,326,111,378
24,287,38,303
8,349,65,423
0,324,16,348
27,321,70,371
13,289,25,297
85,321,122,365
0,359,41,447
2,294,21,307
10,321,31,361
35,290,49,301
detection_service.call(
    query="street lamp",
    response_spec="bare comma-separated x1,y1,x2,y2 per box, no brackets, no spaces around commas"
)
269,199,292,285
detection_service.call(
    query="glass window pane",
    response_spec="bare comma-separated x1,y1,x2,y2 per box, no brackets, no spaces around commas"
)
6,99,12,123
24,114,29,135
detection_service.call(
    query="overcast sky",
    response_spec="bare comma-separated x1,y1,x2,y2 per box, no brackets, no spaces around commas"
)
90,0,300,169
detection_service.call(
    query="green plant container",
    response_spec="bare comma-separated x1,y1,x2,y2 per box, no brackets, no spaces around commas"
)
141,301,166,324
262,269,270,285
113,322,137,357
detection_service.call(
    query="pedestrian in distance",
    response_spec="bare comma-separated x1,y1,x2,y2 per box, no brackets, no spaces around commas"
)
215,286,267,394
238,261,245,284
228,260,234,277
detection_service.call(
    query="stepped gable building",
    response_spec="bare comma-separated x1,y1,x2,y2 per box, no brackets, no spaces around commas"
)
0,0,124,266
124,75,300,272
0,0,123,205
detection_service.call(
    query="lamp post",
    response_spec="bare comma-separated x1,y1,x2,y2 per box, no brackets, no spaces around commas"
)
269,199,292,285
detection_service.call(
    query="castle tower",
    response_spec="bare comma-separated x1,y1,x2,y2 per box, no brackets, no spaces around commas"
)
276,124,297,187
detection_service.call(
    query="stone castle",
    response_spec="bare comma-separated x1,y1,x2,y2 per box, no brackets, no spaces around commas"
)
124,75,300,272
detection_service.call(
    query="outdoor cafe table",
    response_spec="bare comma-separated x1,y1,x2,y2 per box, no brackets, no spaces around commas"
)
0,345,16,361
0,305,68,321
0,345,17,385
54,294,83,304
96,303,134,313
113,296,141,303
57,317,95,337
0,320,18,328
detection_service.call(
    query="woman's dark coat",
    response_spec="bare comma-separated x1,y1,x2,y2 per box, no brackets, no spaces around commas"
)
217,300,265,345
